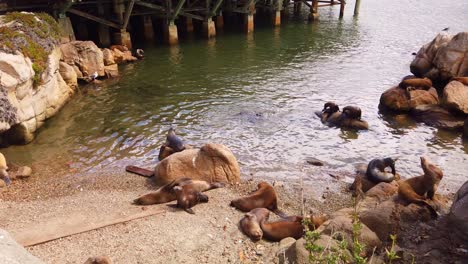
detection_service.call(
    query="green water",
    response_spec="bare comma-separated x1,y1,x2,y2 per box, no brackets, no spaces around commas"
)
2,0,468,191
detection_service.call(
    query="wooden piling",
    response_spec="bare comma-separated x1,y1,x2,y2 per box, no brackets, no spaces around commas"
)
142,15,155,40
354,0,361,16
203,18,216,38
309,0,319,21
339,0,345,18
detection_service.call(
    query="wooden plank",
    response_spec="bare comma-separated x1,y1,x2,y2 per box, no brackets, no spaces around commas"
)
68,8,121,29
11,208,165,247
136,0,204,20
123,0,136,30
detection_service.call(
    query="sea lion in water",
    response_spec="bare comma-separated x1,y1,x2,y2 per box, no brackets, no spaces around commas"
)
398,77,432,90
230,182,287,217
133,177,224,205
340,106,369,130
342,106,362,120
172,185,209,214
260,215,329,242
398,157,443,218
366,157,398,183
0,152,11,186
239,208,271,241
315,102,342,123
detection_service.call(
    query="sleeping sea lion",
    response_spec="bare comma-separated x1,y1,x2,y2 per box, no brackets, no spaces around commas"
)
172,185,209,214
398,157,443,218
366,157,398,183
340,106,369,130
230,182,287,217
133,177,224,205
0,152,11,186
239,208,271,241
398,77,432,90
260,214,328,242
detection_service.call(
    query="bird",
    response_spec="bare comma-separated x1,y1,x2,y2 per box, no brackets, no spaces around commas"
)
442,27,449,31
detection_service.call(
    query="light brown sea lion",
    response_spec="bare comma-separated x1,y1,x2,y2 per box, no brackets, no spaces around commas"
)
230,182,287,217
239,208,271,241
398,157,443,217
172,185,209,214
315,102,342,123
133,177,224,205
398,77,432,90
341,106,369,130
0,152,11,186
452,76,468,86
260,215,329,242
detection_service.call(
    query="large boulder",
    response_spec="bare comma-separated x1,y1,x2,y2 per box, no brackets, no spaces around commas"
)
60,41,105,78
448,181,468,241
410,33,453,78
410,104,465,129
0,229,45,264
154,143,241,185
379,86,439,112
59,61,78,88
410,32,468,82
443,80,468,114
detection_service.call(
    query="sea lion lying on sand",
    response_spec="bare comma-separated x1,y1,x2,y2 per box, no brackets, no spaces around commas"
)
230,182,287,217
260,214,329,242
240,208,271,241
133,177,224,205
398,157,443,218
172,185,209,214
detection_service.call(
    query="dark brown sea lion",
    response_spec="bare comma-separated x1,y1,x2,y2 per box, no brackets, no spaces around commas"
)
133,177,224,205
452,76,468,86
399,77,432,90
315,102,342,123
166,127,185,152
230,182,287,217
342,106,362,120
260,215,329,242
172,185,209,214
341,106,369,130
239,208,271,241
398,157,443,217
366,157,398,183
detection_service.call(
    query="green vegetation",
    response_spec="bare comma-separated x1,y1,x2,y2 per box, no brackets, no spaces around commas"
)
385,234,400,264
0,12,60,87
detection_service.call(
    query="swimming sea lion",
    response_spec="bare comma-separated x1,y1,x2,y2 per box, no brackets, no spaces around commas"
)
135,49,145,59
166,127,185,152
315,102,342,123
260,214,329,242
340,106,369,130
366,157,398,183
133,177,224,205
398,77,432,90
398,157,443,217
230,182,287,217
452,77,468,86
239,208,271,241
0,152,11,186
342,106,362,120
172,185,209,214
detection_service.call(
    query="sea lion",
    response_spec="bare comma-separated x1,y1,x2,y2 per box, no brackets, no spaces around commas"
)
133,177,224,205
315,102,342,123
135,49,145,59
398,157,443,217
230,182,287,217
166,127,185,152
398,77,432,90
342,106,362,120
366,158,398,183
239,208,271,241
172,185,209,214
0,152,11,186
452,77,468,86
260,215,328,242
340,106,369,130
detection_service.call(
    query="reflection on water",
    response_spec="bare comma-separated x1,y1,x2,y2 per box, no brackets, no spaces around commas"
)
2,0,468,191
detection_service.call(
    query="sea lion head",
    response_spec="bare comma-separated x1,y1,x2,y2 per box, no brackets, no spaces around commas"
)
342,106,362,120
240,212,263,241
323,102,339,114
420,157,443,181
383,157,397,175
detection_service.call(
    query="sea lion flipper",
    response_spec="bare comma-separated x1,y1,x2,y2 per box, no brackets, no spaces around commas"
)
272,209,289,219
184,208,195,214
125,165,154,177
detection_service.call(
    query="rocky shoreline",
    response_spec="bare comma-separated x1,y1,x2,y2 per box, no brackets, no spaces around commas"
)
0,12,140,146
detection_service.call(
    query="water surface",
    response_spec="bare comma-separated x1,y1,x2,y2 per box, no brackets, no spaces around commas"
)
3,0,468,191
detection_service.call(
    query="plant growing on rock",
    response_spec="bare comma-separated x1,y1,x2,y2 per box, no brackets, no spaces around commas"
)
0,12,60,87
385,234,400,264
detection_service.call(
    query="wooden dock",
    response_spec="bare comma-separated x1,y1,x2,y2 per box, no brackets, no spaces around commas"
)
0,0,353,48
